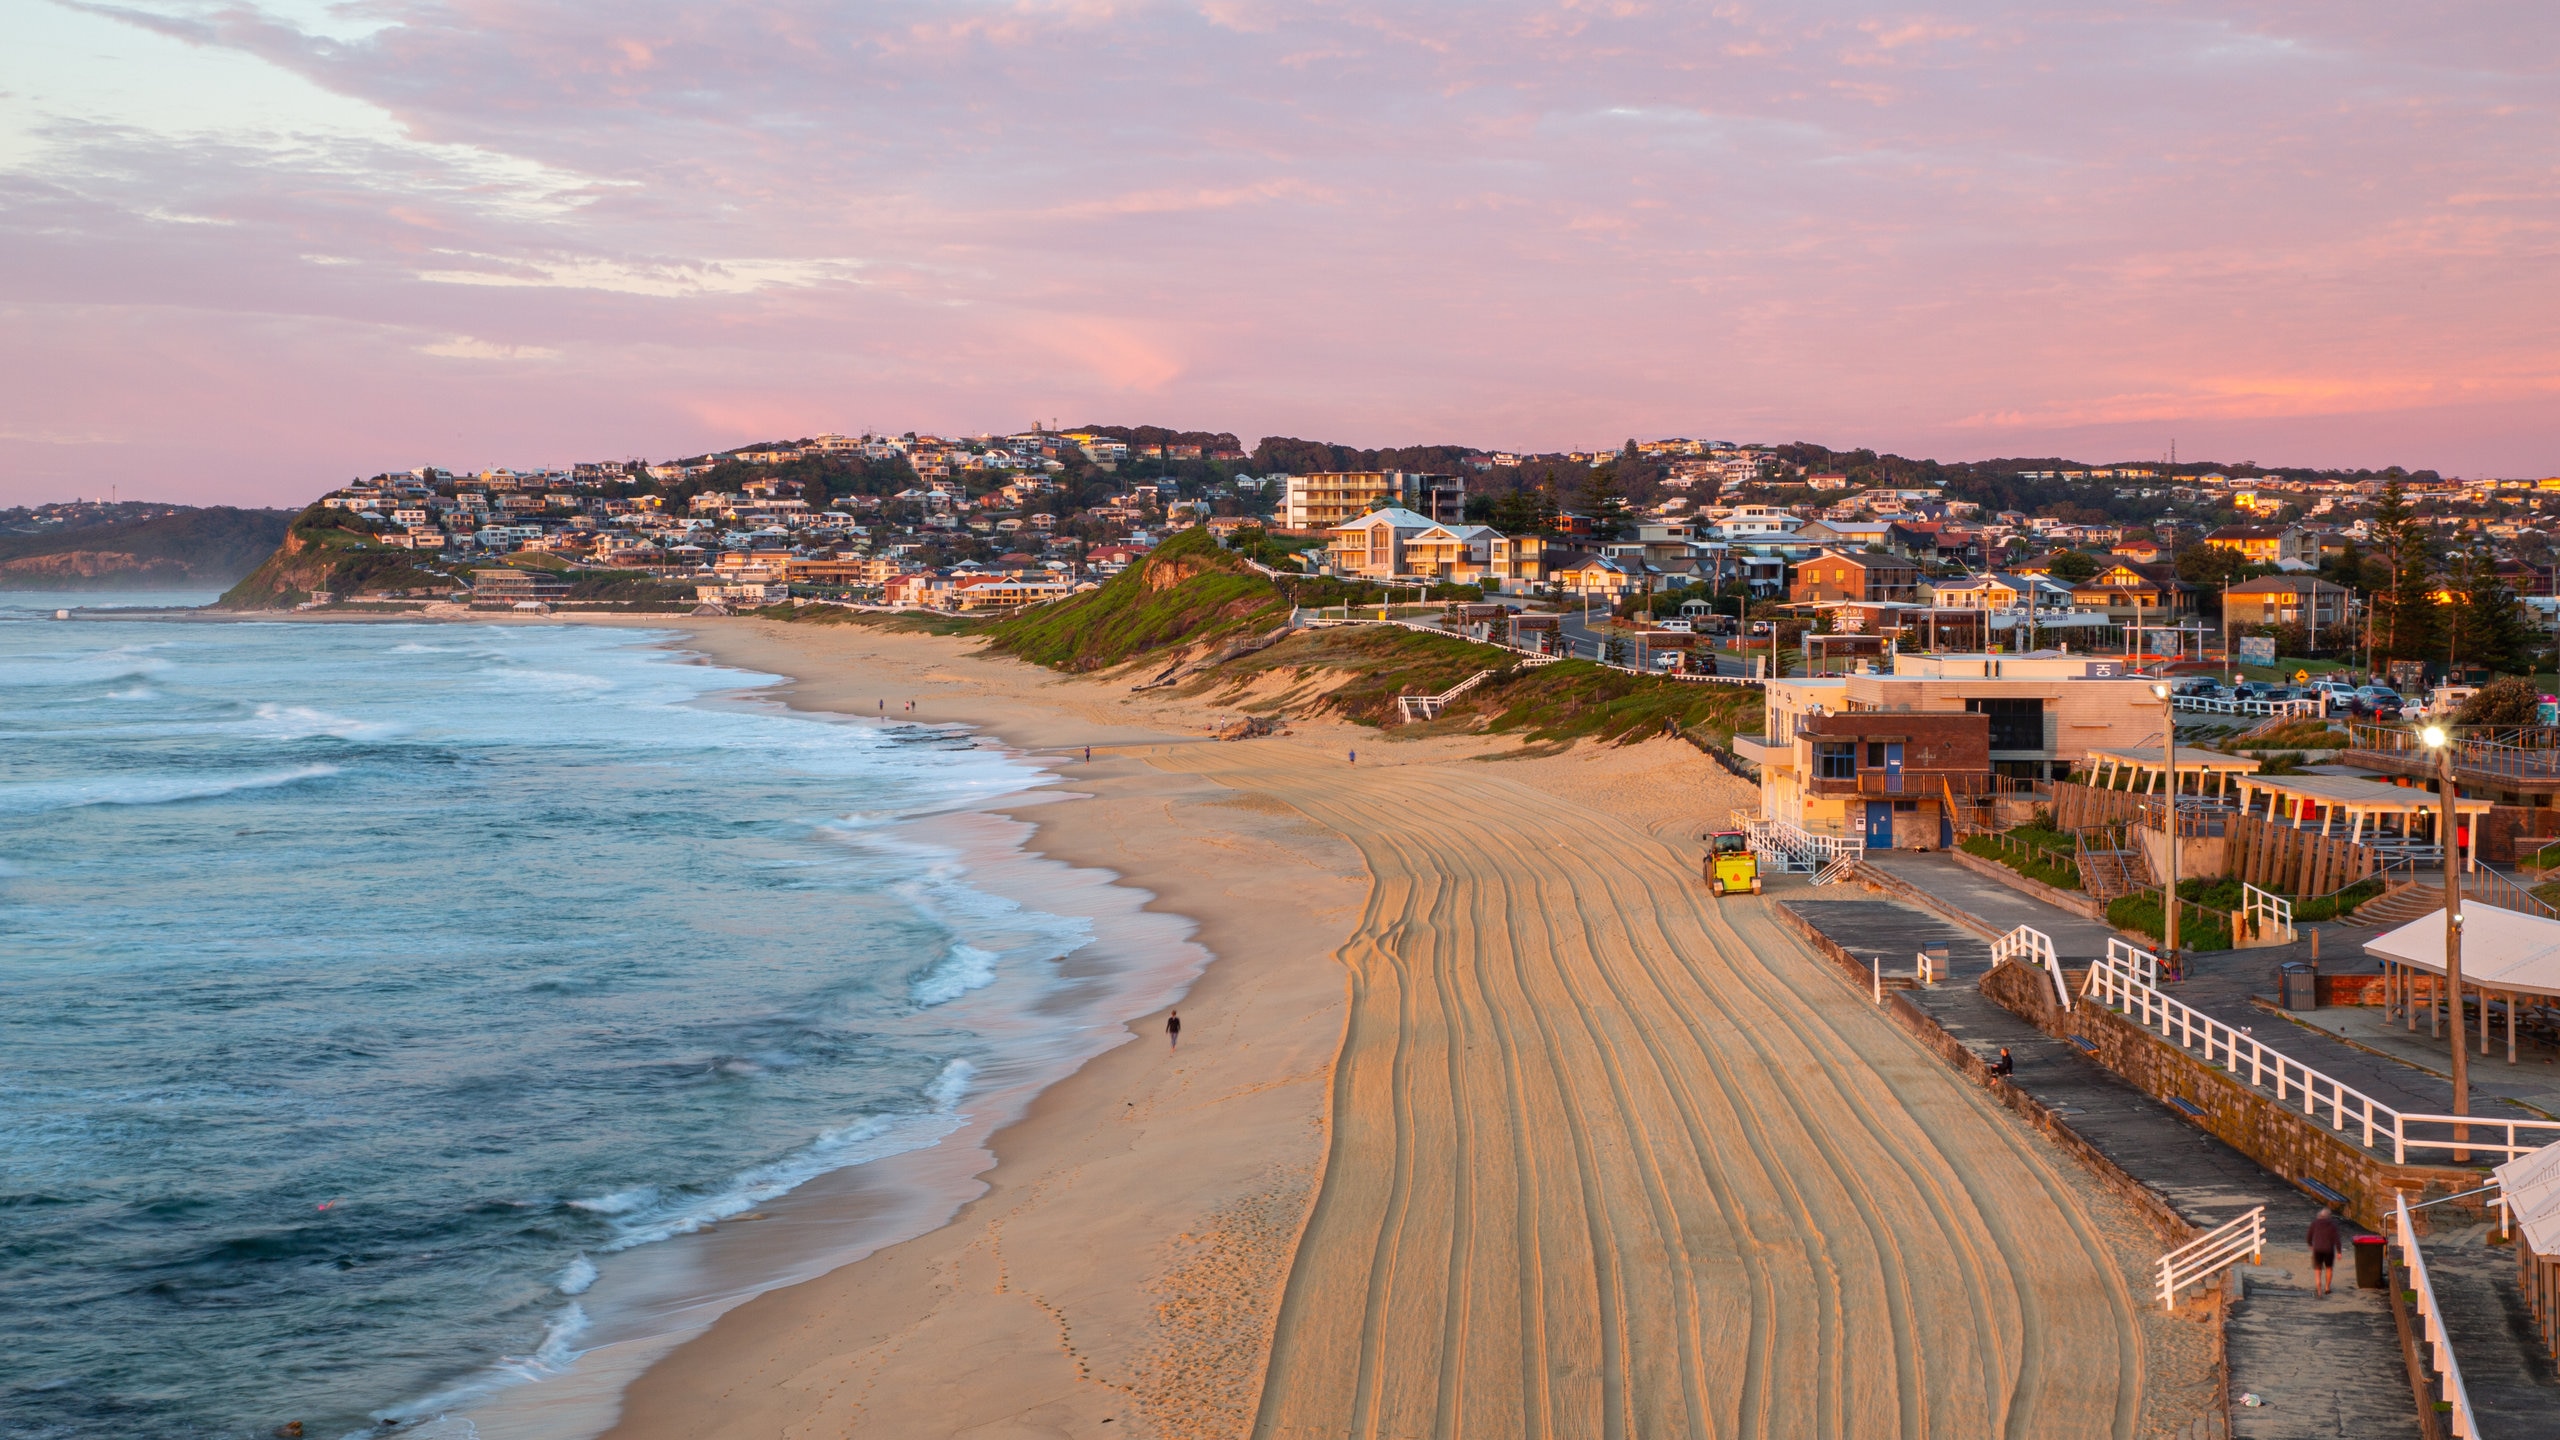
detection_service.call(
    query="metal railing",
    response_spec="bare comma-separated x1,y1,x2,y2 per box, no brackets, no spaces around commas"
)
2157,1206,2264,1310
2085,953,2560,1162
2374,851,2560,920
1992,924,2072,1011
1811,854,1859,887
2396,1192,2480,1438
2242,883,2295,944
2173,692,2321,719
2346,719,2560,780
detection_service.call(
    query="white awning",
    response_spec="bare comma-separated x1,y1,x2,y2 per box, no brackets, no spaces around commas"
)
2364,902,2560,1000
2496,1141,2560,1254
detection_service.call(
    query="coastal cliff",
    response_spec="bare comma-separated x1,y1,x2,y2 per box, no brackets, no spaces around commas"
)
0,505,290,590
216,506,452,608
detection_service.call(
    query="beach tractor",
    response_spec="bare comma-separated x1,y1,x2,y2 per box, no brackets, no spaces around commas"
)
1704,831,1760,897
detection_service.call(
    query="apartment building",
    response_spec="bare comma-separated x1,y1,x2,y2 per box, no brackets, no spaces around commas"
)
2223,575,2355,639
1281,472,1459,529
1788,550,1920,603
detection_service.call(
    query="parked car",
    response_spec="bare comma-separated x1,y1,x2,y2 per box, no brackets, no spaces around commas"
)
1654,618,1693,633
2353,685,2405,719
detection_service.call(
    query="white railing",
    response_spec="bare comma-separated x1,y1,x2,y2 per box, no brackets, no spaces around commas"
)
1812,854,1858,887
2171,693,2321,719
2156,1206,2265,1310
2086,954,2560,1163
2242,883,2295,944
1734,811,1864,874
1394,669,1493,722
2107,936,2161,988
1992,924,2071,1011
2396,1193,2480,1438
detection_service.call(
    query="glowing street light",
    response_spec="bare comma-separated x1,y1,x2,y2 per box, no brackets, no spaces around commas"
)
2422,724,2471,1156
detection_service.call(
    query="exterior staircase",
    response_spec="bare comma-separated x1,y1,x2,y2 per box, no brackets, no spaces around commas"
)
2073,826,2154,903
1395,669,1494,722
2349,873,2555,928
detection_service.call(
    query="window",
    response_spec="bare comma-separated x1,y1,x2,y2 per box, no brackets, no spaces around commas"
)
1815,742,1856,780
1966,697,2045,752
1865,741,1887,767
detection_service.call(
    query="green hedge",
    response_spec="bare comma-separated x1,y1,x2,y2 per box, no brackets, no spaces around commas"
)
2106,891,2235,951
1961,834,2082,891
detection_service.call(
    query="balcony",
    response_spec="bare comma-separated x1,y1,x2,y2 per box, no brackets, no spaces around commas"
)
1806,770,1996,798
1733,734,1791,769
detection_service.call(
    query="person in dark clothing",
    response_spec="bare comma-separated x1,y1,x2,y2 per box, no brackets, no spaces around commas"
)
2309,1208,2341,1295
1993,1047,2014,1079
1166,1009,1181,1050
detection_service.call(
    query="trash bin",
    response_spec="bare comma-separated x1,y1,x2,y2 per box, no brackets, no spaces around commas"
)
2280,962,2319,1011
2354,1234,2387,1290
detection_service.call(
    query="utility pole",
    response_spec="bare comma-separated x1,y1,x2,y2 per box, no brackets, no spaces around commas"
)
2153,682,2181,971
2425,727,2471,1160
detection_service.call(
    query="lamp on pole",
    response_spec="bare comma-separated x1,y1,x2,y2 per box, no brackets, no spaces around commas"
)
2423,725,2471,1159
2151,681,2181,972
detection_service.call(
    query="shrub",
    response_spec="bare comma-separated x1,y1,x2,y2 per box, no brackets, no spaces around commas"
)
2107,891,2235,951
1961,834,2082,891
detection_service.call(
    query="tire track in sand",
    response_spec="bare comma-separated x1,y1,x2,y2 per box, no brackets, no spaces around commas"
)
1158,746,2147,1440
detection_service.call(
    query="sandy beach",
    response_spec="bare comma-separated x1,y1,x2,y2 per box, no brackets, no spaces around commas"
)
544,616,2219,1438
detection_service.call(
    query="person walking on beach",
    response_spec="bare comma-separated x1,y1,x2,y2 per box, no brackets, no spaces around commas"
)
2308,1208,2342,1295
1348,748,1356,765
1084,746,1092,763
1166,1009,1181,1050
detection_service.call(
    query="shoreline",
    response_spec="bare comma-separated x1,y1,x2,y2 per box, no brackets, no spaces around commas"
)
500,617,1369,1439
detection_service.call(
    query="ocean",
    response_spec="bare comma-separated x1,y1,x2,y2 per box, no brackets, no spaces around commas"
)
0,595,1183,1439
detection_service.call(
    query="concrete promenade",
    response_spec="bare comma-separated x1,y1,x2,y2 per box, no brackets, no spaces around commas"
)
1843,851,2560,1429
1781,892,2413,1438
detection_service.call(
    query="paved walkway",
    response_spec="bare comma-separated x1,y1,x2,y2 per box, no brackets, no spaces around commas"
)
1785,894,2414,1438
1867,853,2548,1155
1832,855,2560,1428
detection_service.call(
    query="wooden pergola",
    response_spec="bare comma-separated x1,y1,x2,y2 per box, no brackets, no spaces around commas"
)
2230,772,2493,867
2084,745,2261,798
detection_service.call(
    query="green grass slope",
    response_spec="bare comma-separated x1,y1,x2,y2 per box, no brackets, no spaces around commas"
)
984,527,1291,671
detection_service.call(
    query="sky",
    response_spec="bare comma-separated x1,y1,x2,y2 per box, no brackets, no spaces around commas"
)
1,0,2553,506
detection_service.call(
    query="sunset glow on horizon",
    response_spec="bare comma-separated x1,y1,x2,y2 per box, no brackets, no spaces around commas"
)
4,0,2553,504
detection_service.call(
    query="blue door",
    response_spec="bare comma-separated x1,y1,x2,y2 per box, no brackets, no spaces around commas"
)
1865,801,1895,849
1883,742,1904,794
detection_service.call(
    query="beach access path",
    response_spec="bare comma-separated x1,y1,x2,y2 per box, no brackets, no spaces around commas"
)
579,619,2214,1440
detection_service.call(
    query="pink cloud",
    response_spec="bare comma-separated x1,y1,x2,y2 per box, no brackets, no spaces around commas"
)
0,0,2553,505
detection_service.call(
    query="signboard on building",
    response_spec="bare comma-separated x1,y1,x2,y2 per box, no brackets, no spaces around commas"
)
2237,635,2277,665
2081,660,2124,678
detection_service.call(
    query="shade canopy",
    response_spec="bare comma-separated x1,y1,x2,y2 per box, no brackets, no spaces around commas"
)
2237,773,2494,818
2497,1141,2560,1254
2364,902,2560,1001
2085,745,2263,774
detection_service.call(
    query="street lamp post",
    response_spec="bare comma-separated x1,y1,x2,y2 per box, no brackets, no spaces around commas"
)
2423,725,2471,1158
2151,682,2181,972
